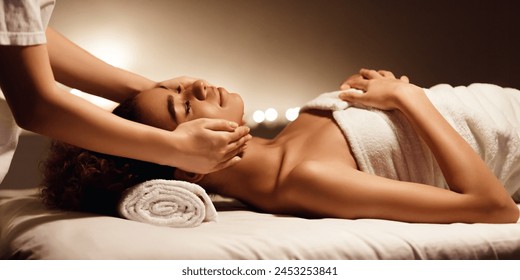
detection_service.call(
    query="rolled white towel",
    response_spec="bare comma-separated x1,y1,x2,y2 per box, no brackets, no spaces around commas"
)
118,179,218,228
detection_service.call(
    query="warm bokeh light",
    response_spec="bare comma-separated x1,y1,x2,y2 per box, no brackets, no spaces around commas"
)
252,110,266,123
285,107,300,121
81,33,135,69
264,108,278,122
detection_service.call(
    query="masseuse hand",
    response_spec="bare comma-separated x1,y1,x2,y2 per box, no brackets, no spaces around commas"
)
338,69,413,111
174,118,251,174
159,76,251,173
160,76,208,91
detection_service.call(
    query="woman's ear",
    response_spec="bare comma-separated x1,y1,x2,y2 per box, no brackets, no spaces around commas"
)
173,169,205,183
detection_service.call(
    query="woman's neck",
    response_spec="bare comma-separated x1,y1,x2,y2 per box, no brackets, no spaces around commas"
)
201,137,285,206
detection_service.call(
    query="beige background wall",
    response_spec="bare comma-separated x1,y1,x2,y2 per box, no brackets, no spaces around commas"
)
1,0,518,188
49,0,520,116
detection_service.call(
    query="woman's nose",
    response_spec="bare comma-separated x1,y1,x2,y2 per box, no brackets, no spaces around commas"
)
192,80,208,101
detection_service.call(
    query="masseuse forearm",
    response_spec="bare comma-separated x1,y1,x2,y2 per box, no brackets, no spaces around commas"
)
31,88,181,167
1,43,177,167
46,28,157,102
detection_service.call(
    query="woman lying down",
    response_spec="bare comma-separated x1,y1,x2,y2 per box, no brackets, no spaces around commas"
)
41,69,520,224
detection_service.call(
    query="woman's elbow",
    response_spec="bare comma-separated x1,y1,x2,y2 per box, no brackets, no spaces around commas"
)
492,200,519,223
480,197,519,224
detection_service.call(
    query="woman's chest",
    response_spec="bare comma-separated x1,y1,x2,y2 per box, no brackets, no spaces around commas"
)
277,110,358,173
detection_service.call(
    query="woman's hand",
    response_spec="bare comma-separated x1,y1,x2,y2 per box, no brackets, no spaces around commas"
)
173,118,252,174
339,69,413,111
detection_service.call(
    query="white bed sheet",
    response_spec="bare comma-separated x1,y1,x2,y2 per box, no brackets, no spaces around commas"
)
1,188,520,260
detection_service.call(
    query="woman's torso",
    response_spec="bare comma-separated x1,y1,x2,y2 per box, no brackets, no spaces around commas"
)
218,109,358,210
220,84,520,211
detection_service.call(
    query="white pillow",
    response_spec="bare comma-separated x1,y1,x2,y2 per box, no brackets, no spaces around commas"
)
0,91,21,184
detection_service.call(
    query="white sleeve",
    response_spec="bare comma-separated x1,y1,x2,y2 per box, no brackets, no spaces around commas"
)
0,0,55,45
0,94,21,184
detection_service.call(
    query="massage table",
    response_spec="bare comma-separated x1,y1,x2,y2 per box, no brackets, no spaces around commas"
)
1,187,520,259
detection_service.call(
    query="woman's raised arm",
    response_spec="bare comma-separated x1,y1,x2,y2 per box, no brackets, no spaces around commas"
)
280,69,517,223
325,69,518,223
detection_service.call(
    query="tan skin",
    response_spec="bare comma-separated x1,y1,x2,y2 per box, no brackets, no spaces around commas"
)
0,28,250,174
134,69,519,223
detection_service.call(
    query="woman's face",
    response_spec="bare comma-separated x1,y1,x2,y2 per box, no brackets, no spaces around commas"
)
133,80,245,131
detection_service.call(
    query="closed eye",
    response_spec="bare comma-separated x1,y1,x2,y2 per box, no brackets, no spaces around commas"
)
184,100,191,114
167,95,178,125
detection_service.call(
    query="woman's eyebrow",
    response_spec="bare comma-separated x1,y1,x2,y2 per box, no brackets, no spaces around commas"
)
167,95,178,125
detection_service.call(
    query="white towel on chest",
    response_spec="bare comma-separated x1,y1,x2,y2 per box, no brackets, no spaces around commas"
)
302,84,520,202
118,179,218,228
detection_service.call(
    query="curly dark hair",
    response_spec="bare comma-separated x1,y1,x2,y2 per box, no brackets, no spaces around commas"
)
40,96,174,216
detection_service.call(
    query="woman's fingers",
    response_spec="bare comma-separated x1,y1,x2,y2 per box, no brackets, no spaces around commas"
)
378,70,395,79
339,83,350,90
400,75,409,83
341,69,392,90
339,89,364,103
359,68,382,79
342,69,388,91
339,73,361,90
345,74,368,90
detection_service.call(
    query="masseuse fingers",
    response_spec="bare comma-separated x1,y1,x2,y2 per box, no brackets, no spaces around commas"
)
203,118,251,148
208,144,248,173
222,132,250,159
207,125,250,172
160,76,213,91
214,131,251,168
225,125,252,144
213,156,243,172
223,141,248,161
221,135,250,161
228,130,252,147
203,118,241,132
